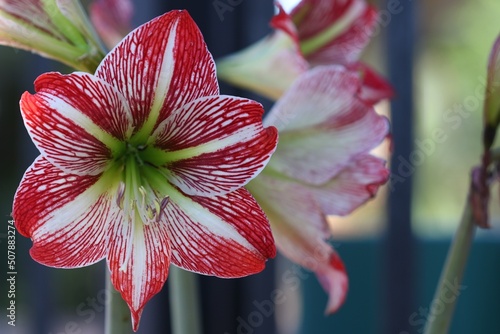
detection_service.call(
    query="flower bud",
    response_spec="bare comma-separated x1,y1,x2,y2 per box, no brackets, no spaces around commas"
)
0,0,106,72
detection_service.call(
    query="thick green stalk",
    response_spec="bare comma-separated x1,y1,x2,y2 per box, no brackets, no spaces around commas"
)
168,266,202,334
423,200,475,334
105,270,133,334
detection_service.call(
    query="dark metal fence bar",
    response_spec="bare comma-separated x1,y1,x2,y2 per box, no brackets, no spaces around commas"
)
384,0,417,332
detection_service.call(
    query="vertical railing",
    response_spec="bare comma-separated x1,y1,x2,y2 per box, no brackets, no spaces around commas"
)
384,0,417,332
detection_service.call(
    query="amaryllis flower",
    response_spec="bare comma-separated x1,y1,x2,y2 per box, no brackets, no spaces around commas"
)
90,0,133,49
0,0,105,71
217,0,393,103
12,10,278,330
246,65,390,314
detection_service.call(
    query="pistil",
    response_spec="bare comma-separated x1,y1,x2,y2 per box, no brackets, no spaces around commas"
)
115,144,170,271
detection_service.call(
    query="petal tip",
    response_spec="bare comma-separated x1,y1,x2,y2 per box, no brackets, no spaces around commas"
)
316,252,349,315
130,308,143,332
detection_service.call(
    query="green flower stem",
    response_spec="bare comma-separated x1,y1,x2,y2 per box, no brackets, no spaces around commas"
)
168,266,202,334
423,198,476,334
105,269,133,334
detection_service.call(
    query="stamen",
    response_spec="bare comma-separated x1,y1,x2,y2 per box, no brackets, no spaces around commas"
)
115,182,126,208
138,186,147,210
118,146,169,263
160,196,170,210
156,196,170,223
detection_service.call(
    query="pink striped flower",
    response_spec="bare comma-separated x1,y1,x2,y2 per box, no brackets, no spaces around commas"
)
12,10,278,331
217,0,393,104
247,65,390,314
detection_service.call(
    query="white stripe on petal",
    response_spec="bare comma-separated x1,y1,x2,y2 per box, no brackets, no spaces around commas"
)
43,94,124,147
12,156,111,268
169,186,254,252
32,172,111,240
140,19,178,135
165,187,275,277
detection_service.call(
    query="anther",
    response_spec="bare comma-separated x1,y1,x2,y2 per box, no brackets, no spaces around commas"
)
116,182,126,208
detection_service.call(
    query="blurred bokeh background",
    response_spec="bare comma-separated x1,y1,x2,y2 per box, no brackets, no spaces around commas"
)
1,0,500,333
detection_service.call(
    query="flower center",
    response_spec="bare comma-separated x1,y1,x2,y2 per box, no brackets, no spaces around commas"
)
112,143,170,271
116,143,170,226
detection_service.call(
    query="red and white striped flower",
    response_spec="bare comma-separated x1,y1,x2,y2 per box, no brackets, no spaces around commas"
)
12,10,278,331
217,0,393,104
247,66,390,314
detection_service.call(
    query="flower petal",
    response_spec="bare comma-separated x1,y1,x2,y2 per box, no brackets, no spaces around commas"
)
216,31,308,101
165,187,275,277
12,156,109,267
152,95,278,196
33,71,133,140
316,251,349,314
0,0,61,38
309,154,389,216
270,2,300,47
293,0,378,65
96,10,218,134
90,0,133,49
21,72,132,175
264,66,358,131
265,66,389,185
347,62,394,105
107,214,171,331
247,174,348,314
248,173,330,240
291,0,360,39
